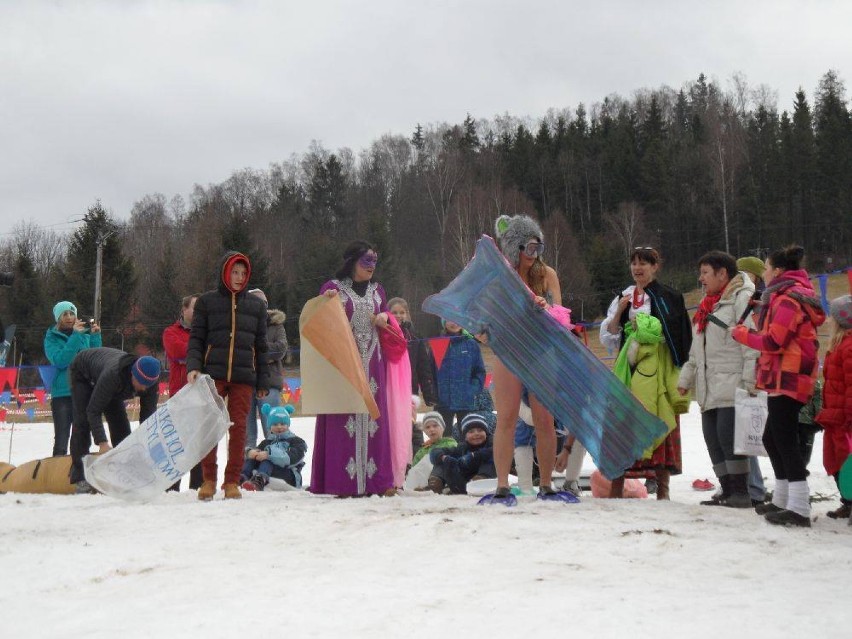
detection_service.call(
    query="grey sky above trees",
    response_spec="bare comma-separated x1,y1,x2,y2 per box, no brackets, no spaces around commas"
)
2,0,849,231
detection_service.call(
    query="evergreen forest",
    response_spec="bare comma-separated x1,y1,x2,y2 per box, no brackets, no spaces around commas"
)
1,71,850,366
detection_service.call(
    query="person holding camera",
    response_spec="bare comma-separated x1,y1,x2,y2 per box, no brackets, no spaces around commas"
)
43,301,102,456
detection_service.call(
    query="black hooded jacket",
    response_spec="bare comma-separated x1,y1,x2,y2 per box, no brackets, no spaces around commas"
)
70,347,158,444
186,252,270,390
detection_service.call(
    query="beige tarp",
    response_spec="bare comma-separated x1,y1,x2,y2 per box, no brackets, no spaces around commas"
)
299,295,380,419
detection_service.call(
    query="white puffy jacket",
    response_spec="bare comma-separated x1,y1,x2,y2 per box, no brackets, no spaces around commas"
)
678,273,759,411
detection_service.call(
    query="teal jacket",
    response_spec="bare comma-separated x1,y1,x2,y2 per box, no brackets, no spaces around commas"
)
43,327,103,398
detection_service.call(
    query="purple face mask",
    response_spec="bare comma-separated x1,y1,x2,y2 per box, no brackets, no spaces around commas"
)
359,252,378,268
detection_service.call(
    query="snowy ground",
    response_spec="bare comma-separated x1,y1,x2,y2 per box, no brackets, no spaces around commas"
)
1,404,849,639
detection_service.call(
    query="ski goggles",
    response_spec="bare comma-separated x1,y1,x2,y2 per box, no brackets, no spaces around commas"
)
520,242,545,258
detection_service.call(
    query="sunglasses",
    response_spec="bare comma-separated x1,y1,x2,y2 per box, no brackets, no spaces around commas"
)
359,252,378,268
520,242,545,258
634,246,655,250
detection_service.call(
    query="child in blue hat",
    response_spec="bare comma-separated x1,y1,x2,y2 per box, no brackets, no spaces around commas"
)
240,404,307,491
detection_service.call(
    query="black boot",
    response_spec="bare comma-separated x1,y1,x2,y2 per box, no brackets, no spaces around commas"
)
755,502,784,515
720,473,752,508
701,475,729,506
765,509,811,527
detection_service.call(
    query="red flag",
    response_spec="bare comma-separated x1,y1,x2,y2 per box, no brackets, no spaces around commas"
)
430,337,451,370
0,368,16,391
847,267,852,293
484,373,493,389
0,407,6,421
33,389,47,405
291,388,302,404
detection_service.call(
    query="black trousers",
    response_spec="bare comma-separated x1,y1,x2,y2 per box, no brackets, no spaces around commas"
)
167,464,204,492
69,372,132,484
50,395,73,457
762,395,807,483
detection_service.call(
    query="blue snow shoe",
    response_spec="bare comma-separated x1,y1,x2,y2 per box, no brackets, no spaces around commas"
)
537,486,580,503
477,486,517,507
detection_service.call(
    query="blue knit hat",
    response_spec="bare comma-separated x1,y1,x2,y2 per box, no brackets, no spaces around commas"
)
460,412,490,437
263,403,295,427
132,356,161,387
53,301,77,322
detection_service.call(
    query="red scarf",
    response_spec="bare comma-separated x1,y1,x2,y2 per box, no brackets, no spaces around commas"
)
693,292,722,334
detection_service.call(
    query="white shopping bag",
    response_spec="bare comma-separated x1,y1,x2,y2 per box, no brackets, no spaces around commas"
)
734,387,768,457
84,375,230,501
403,456,433,491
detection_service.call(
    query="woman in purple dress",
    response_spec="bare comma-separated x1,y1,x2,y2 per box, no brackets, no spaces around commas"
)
309,241,396,496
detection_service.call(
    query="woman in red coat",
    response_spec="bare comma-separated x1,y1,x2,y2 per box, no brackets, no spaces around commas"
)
162,294,202,490
815,294,852,519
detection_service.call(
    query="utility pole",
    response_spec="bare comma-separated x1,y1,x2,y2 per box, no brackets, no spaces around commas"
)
93,230,115,324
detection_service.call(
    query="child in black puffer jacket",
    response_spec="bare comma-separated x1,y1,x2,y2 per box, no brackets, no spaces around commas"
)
428,413,495,494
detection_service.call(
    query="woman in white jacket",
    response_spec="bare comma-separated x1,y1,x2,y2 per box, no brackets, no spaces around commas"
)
678,251,758,508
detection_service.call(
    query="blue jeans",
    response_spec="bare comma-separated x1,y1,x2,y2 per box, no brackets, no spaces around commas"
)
241,458,275,480
748,456,766,501
245,390,281,449
701,407,749,475
51,396,73,457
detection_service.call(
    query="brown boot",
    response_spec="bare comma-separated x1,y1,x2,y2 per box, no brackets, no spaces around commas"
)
197,480,217,501
609,476,625,498
223,483,242,500
656,469,670,501
427,476,445,494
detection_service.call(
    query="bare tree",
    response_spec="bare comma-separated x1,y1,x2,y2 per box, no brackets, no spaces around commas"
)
705,96,746,253
421,126,467,273
604,201,650,259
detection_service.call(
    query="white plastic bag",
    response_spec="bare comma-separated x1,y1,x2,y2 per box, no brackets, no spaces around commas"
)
734,387,768,457
403,456,433,492
84,374,230,501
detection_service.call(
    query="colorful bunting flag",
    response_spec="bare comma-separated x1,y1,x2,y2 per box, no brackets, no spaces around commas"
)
25,407,35,420
33,389,47,405
430,337,451,370
38,366,58,391
0,367,17,391
817,274,830,313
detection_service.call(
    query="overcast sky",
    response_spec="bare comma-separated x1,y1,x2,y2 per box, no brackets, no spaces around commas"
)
2,0,849,234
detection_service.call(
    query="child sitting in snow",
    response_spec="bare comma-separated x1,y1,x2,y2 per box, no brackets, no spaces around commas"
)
411,411,457,467
428,413,495,494
240,404,307,491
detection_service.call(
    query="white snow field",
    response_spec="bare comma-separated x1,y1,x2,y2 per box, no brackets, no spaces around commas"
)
1,403,849,638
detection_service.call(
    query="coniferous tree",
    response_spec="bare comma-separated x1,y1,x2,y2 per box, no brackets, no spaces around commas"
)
219,212,269,293
9,250,44,366
63,202,136,344
813,71,852,256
